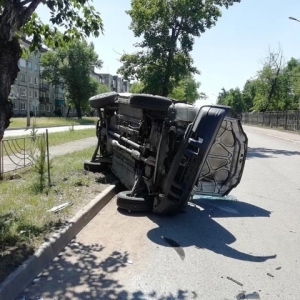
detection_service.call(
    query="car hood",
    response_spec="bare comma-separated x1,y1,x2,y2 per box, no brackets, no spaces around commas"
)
193,117,248,197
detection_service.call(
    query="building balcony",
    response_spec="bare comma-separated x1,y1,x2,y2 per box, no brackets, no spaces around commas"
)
39,83,50,90
55,99,65,106
39,96,50,103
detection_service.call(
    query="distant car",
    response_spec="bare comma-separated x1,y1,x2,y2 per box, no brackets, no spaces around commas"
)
84,92,248,215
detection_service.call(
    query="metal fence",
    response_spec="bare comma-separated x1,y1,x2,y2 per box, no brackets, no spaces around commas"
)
0,134,49,179
241,110,300,131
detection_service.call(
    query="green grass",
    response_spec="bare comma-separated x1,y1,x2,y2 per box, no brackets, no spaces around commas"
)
3,128,96,156
9,117,98,128
0,146,113,282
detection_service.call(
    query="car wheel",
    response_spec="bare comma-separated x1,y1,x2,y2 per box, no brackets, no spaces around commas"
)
83,160,110,173
117,191,153,212
89,92,118,108
130,94,172,111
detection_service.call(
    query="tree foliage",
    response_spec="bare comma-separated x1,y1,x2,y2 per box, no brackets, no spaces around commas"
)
0,0,103,139
117,0,241,97
41,40,102,118
217,87,245,114
218,49,300,113
130,81,144,93
168,75,201,103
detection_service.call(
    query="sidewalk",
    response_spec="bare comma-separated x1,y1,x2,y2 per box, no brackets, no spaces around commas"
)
2,137,97,173
4,125,95,138
243,124,300,144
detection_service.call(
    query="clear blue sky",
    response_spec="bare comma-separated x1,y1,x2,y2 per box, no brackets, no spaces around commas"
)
37,0,300,105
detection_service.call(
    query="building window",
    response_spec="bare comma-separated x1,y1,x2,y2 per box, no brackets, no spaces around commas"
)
13,102,18,110
20,73,26,82
19,59,26,68
35,78,38,85
29,89,33,98
46,104,50,112
34,90,38,98
20,102,26,110
28,62,32,70
34,63,38,71
28,76,32,83
40,104,45,111
20,87,26,97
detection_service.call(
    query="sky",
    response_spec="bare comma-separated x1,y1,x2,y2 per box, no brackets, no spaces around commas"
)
37,0,300,105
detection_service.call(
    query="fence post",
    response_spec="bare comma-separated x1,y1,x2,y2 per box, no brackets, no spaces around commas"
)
297,110,300,131
24,138,26,167
285,110,288,130
46,129,51,186
0,140,3,180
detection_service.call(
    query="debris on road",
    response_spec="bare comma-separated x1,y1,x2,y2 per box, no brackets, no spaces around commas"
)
162,236,185,261
275,266,282,270
32,277,41,284
236,291,261,299
267,272,274,277
47,202,73,213
227,276,243,286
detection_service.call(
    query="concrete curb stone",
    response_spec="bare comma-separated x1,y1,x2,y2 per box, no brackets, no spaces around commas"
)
0,182,120,300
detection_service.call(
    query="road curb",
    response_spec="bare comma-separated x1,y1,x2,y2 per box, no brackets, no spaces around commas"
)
0,182,120,300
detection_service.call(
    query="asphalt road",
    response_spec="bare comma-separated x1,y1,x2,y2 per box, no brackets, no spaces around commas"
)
19,125,300,300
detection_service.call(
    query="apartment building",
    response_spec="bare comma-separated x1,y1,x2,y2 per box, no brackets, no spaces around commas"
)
10,41,130,117
91,69,130,93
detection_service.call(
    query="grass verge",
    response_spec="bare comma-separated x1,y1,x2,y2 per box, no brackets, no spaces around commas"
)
3,128,96,156
0,146,115,283
9,117,98,129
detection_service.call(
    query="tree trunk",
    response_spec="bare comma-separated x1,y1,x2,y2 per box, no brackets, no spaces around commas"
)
75,105,82,119
162,48,174,97
0,37,22,141
66,106,71,117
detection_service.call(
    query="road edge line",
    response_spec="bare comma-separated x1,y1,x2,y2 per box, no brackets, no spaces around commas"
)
0,181,120,300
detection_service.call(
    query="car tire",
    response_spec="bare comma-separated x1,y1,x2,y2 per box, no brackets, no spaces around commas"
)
83,160,110,173
117,191,153,212
89,92,117,108
130,94,172,111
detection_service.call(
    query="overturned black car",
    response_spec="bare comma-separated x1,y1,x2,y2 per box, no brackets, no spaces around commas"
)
84,92,248,216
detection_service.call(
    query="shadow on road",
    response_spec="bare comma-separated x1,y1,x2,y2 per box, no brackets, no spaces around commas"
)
120,198,275,263
247,147,300,159
147,203,276,263
19,241,196,300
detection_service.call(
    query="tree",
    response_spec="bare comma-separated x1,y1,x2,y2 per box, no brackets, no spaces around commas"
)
41,40,103,118
130,81,144,93
217,87,245,114
0,0,102,140
168,75,200,103
217,88,229,106
96,82,110,94
242,79,258,112
251,49,296,112
117,0,241,97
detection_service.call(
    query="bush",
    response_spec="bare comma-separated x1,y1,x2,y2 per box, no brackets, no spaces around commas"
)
53,109,62,117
